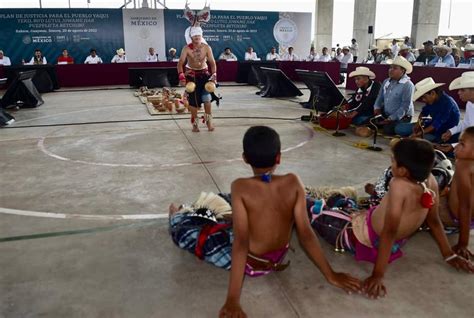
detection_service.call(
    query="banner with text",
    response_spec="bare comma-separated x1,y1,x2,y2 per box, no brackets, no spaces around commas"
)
164,10,281,61
122,9,166,62
0,9,124,64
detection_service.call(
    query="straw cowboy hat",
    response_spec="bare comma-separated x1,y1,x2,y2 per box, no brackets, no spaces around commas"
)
449,71,474,90
389,55,413,74
116,48,125,55
399,44,411,51
434,44,452,54
462,44,474,51
342,46,350,51
369,45,379,52
412,77,445,101
349,66,376,79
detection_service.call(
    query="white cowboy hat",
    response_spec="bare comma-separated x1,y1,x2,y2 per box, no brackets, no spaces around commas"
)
412,77,445,101
463,44,474,51
116,48,125,55
390,55,413,74
434,45,452,55
399,44,411,51
349,66,376,79
369,45,379,52
342,46,350,51
449,71,474,90
169,47,176,52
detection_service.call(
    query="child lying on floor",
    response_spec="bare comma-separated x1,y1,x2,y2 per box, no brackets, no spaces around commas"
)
311,138,474,299
169,126,361,317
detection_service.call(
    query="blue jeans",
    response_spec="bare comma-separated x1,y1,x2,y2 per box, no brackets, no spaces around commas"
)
394,122,443,142
352,115,371,126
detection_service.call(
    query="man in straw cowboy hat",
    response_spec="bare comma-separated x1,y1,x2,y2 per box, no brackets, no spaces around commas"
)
167,48,178,62
437,72,474,153
462,43,474,65
436,71,474,261
111,48,127,63
345,66,381,125
429,44,455,67
373,56,415,135
363,45,379,64
394,77,460,142
177,25,218,132
398,44,416,63
376,45,392,64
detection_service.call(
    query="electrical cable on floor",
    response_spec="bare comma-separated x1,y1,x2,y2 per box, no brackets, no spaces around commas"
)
2,116,301,129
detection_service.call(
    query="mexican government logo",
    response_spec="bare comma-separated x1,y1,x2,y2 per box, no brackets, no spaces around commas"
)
273,18,298,46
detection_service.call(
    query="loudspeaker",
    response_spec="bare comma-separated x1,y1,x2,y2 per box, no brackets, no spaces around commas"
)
368,26,373,34
0,70,44,108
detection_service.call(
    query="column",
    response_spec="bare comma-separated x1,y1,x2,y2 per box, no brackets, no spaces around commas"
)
314,0,334,52
411,0,441,48
352,0,377,62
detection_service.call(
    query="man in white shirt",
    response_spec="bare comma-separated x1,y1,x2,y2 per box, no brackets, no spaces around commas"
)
318,47,331,62
350,38,359,62
282,47,299,61
111,48,127,63
84,49,103,64
391,39,399,58
0,50,11,66
145,47,159,62
266,47,280,61
335,48,344,62
26,49,47,65
439,71,474,153
339,46,353,70
305,47,319,61
244,47,259,61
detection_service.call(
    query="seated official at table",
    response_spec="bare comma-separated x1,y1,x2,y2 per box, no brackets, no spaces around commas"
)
111,48,127,63
145,47,159,62
265,47,280,61
244,47,259,61
84,49,103,64
281,47,299,61
218,47,237,61
0,50,11,66
395,77,460,142
25,49,47,65
339,46,353,70
305,47,318,62
415,40,437,65
345,66,381,125
167,48,179,62
429,45,455,67
57,49,74,64
318,47,332,62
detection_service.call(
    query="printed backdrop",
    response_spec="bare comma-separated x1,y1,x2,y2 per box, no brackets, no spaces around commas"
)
0,9,311,64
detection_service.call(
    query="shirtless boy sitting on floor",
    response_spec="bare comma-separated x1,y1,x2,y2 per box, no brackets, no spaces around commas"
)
218,126,361,317
312,138,474,299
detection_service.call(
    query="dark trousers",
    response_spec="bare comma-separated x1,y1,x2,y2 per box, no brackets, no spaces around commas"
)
377,116,412,136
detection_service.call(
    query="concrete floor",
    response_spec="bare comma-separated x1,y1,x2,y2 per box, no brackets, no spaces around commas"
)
0,85,472,318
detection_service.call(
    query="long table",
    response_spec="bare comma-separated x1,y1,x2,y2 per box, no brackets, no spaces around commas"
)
345,63,468,107
0,61,341,88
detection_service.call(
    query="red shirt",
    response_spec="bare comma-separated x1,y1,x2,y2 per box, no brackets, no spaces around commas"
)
57,56,74,64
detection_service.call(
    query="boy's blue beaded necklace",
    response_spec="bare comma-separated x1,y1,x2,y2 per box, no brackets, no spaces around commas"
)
255,172,272,183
